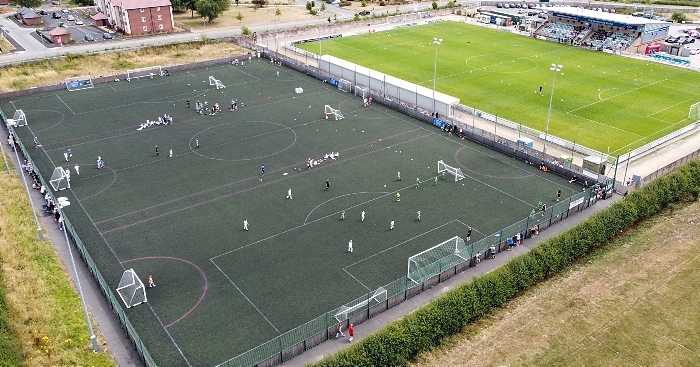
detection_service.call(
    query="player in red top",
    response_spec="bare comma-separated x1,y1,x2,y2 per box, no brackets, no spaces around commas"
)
348,323,354,342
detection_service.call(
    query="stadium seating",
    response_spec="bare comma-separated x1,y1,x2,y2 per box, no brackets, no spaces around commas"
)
583,30,636,51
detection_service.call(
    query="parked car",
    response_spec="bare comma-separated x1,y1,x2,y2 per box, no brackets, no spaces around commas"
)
61,8,69,13
357,10,371,16
67,15,75,21
102,32,113,39
39,9,48,15
51,0,60,4
527,11,538,16
665,36,679,43
84,34,94,41
75,19,84,25
496,2,503,7
690,48,700,55
52,12,61,19
681,37,695,45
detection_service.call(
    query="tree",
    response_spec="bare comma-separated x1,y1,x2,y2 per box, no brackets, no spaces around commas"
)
432,1,438,9
10,0,42,8
185,0,197,17
236,11,244,23
327,16,331,23
671,11,688,23
251,0,267,7
320,2,326,12
241,25,251,35
195,0,230,23
235,0,238,5
306,1,312,11
169,0,188,11
361,0,366,6
275,6,282,19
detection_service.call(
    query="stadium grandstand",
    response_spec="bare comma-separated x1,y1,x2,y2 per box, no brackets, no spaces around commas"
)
534,8,670,53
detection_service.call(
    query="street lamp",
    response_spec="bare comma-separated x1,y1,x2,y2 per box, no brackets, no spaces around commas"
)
543,63,562,155
432,37,442,116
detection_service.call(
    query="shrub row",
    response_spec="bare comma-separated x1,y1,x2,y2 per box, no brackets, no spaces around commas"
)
312,160,700,367
0,273,24,367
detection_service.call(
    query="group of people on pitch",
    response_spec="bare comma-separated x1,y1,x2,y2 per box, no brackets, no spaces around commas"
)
307,152,339,169
137,114,173,130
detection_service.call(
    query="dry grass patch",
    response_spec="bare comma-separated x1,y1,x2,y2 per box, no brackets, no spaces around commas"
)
0,36,14,54
174,4,328,31
0,42,245,93
413,201,700,367
0,169,115,366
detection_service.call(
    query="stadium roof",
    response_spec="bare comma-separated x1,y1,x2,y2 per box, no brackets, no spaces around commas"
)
547,7,668,26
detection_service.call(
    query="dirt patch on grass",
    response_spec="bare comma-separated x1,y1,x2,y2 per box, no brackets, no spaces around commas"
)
174,4,330,31
413,200,700,366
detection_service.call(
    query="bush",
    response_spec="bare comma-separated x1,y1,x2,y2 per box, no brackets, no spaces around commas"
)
311,160,700,366
671,11,689,23
306,0,313,10
241,25,251,35
379,0,385,5
431,0,438,9
361,0,367,6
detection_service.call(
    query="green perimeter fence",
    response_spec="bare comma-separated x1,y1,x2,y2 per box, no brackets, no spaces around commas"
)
218,190,601,367
1,107,157,366
2,50,610,367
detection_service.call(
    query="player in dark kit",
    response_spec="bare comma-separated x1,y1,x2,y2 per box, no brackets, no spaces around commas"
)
155,146,159,156
325,179,330,190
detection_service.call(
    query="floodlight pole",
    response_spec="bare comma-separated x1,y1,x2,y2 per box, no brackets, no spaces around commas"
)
432,38,442,115
543,63,562,155
61,220,100,352
1,141,9,174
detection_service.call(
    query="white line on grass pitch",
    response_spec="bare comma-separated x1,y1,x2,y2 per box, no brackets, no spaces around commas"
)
145,303,194,366
55,94,76,115
304,191,391,225
343,268,371,291
210,259,281,334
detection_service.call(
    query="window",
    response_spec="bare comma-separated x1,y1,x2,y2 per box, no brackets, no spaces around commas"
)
143,26,148,31
141,16,146,22
157,15,162,20
139,8,144,12
157,6,160,10
159,24,163,30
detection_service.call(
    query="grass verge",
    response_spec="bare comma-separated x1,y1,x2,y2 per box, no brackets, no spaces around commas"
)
413,199,700,366
0,160,115,367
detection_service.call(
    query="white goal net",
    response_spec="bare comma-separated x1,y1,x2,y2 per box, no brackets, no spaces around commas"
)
324,105,344,120
6,109,27,127
209,76,226,90
116,269,147,308
408,236,469,284
437,160,465,182
354,85,369,99
690,102,700,122
49,167,70,191
334,287,387,322
126,66,163,81
65,75,94,91
338,79,352,93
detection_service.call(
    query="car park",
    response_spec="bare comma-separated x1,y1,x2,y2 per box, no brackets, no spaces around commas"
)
102,32,113,39
84,34,94,41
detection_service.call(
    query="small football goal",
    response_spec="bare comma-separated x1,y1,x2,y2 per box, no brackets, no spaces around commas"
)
6,109,27,127
437,160,465,181
338,79,352,93
116,269,147,308
690,102,700,122
324,105,344,120
209,76,226,90
126,66,163,81
65,75,94,91
334,287,387,322
354,85,369,99
408,236,469,284
49,167,70,191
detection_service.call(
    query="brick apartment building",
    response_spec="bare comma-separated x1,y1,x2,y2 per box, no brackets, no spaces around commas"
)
95,0,174,36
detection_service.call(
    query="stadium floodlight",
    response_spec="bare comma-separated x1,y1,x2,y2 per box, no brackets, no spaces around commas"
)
432,38,443,116
543,64,563,155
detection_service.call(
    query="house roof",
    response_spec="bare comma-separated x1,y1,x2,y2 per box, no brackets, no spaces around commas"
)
92,11,109,20
111,0,171,10
16,7,31,14
22,10,39,18
49,27,70,36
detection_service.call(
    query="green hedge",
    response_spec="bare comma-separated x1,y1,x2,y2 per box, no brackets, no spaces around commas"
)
0,280,24,367
311,160,700,367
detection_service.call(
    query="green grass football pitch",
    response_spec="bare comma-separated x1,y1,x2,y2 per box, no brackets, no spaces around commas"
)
3,60,577,366
297,21,700,155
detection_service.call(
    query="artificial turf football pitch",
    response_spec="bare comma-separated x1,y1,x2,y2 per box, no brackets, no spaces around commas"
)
3,59,581,366
297,21,700,155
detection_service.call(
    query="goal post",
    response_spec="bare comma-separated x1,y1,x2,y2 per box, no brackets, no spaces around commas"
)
408,236,469,284
690,102,700,122
49,167,70,191
126,66,163,81
338,79,352,93
116,269,147,308
437,160,465,182
324,105,344,120
209,76,226,89
65,75,94,91
7,109,27,127
334,287,387,322
354,85,369,99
